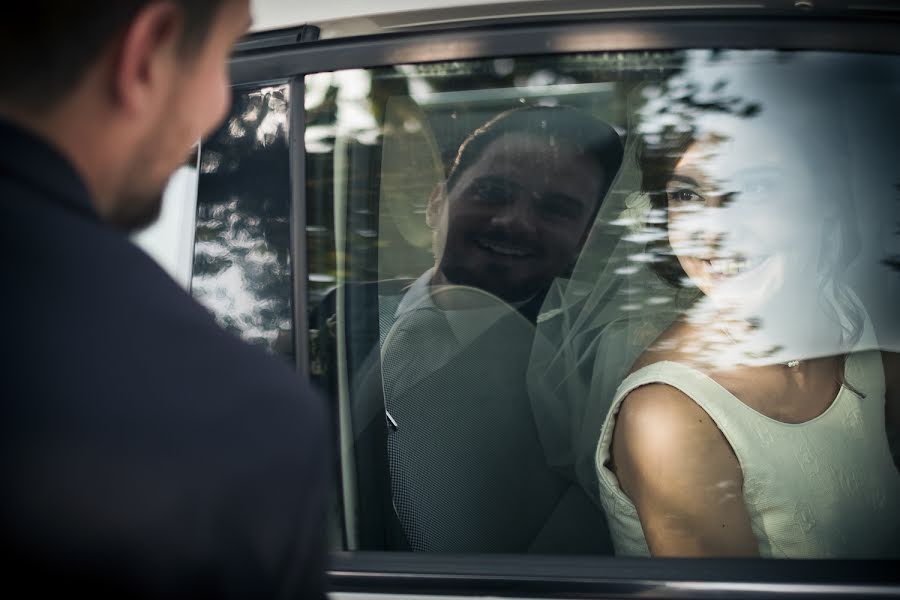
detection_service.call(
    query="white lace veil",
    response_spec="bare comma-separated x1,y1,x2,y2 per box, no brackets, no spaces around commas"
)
526,113,694,495
527,50,900,502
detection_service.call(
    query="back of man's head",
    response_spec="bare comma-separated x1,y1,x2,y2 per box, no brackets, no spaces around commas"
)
0,1,248,231
0,2,226,114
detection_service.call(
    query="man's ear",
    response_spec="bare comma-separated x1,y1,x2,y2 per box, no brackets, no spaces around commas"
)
426,182,447,229
113,2,183,115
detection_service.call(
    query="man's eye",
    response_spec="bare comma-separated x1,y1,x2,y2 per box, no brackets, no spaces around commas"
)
539,198,581,221
468,181,507,204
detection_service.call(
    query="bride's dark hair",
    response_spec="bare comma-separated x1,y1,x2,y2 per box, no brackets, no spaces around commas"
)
637,127,696,289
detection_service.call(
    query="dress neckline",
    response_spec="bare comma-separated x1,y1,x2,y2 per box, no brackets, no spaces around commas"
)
623,357,854,428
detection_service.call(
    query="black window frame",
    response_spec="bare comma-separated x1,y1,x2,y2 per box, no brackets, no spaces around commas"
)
227,15,900,599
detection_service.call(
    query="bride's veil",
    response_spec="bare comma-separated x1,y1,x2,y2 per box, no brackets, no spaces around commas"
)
526,91,694,499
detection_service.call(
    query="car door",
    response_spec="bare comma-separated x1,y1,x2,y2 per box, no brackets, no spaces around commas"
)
142,1,900,597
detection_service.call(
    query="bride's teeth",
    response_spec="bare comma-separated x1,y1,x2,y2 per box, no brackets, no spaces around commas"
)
708,258,745,275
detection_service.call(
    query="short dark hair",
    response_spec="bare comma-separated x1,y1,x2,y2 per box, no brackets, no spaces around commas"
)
445,105,624,214
0,1,227,113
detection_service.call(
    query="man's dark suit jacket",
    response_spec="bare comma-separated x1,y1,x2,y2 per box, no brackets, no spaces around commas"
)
0,119,330,599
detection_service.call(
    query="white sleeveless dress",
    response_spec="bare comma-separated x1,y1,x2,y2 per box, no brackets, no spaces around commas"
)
595,351,900,557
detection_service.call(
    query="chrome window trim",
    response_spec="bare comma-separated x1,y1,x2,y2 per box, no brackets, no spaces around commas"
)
328,553,900,598
288,77,311,379
231,18,900,84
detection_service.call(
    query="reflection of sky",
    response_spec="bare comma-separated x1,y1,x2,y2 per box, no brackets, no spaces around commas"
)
306,71,380,152
132,165,199,288
304,72,332,110
306,70,377,132
396,64,434,102
257,92,288,144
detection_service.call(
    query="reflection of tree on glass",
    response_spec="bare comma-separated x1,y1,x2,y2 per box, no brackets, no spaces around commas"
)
595,61,900,558
193,86,293,358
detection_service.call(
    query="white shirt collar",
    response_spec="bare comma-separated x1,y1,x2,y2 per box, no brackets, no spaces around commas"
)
392,267,524,347
394,267,436,319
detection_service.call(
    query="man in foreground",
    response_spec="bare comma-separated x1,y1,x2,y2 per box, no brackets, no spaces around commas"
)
0,2,329,597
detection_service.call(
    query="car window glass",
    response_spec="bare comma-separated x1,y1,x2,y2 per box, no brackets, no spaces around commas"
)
193,84,294,360
306,50,900,557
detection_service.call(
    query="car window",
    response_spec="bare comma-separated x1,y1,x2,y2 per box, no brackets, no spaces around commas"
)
304,50,900,557
193,84,295,360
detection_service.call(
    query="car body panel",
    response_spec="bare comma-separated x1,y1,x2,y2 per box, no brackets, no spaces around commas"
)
249,0,900,39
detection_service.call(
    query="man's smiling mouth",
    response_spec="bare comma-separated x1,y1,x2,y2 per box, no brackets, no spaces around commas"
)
474,236,536,258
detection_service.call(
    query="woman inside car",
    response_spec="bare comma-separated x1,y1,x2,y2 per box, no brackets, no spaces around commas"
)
592,56,900,558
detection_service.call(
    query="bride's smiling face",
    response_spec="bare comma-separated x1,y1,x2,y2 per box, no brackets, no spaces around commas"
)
664,125,824,308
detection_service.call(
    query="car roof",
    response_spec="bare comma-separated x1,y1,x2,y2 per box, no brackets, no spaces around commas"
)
249,0,900,39
251,0,525,31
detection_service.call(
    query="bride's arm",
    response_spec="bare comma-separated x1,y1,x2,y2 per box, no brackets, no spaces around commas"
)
611,383,758,557
883,352,899,469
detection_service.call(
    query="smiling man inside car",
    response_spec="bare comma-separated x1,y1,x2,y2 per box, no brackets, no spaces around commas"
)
0,2,330,598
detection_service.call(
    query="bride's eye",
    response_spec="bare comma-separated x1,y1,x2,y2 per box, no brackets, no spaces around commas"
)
666,187,704,204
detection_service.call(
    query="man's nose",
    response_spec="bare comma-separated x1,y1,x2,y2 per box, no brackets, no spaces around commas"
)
489,197,537,234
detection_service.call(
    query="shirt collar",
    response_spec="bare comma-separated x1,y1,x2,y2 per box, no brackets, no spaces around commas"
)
394,267,436,319
393,267,530,348
395,267,543,318
0,117,99,222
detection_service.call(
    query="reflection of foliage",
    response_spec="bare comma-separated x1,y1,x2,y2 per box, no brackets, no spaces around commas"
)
637,51,766,142
193,86,294,359
662,81,761,118
305,51,778,318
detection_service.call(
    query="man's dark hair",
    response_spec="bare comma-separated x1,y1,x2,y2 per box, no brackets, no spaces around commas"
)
445,105,624,213
0,1,227,113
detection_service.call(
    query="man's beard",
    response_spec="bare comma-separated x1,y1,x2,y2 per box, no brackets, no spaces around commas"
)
106,187,165,233
109,146,170,232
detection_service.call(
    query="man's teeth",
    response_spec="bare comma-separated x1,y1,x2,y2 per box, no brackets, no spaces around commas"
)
479,239,531,257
